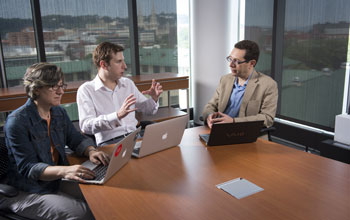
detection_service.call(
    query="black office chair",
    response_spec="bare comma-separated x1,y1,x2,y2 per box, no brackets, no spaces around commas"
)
260,126,276,141
0,135,32,220
71,120,96,144
137,120,154,137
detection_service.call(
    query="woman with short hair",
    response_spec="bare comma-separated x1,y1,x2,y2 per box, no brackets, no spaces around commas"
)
3,63,109,220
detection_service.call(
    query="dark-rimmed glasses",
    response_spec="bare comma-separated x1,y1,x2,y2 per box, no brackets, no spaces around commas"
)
50,83,67,91
226,56,250,65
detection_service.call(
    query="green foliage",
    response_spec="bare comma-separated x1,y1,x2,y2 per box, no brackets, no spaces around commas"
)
284,38,347,70
0,18,32,36
42,15,100,30
84,53,92,60
0,15,125,35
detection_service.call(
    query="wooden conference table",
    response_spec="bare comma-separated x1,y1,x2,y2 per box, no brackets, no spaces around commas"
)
69,126,350,220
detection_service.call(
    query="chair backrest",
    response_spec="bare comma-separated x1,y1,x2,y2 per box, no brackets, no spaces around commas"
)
0,131,37,220
0,134,9,180
71,120,96,144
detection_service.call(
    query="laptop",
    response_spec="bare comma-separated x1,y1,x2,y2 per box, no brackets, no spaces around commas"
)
132,115,189,158
80,127,140,184
199,121,264,146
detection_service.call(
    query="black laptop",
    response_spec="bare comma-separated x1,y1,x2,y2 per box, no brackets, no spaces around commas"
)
199,121,264,146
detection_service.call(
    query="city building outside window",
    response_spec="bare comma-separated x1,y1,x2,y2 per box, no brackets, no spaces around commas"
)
243,0,349,131
0,0,190,124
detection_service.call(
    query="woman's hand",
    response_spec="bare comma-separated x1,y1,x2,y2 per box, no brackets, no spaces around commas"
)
89,150,110,166
61,165,96,182
40,164,96,182
84,146,110,166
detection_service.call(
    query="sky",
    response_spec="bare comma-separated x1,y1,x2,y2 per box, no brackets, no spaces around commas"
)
284,0,349,29
0,0,177,19
242,0,349,29
0,0,348,28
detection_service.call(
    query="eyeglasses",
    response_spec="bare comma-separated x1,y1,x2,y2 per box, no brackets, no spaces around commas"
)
50,83,67,91
226,56,249,65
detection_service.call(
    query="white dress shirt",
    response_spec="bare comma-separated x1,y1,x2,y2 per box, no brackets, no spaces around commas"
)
77,75,159,145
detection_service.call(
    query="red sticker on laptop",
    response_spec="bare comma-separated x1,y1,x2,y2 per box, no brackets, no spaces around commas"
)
114,144,122,157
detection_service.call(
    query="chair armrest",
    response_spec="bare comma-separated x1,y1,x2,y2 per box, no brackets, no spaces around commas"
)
0,183,18,197
260,126,276,133
260,126,276,141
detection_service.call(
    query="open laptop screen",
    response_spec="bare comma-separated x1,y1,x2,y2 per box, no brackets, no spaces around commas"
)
199,121,264,146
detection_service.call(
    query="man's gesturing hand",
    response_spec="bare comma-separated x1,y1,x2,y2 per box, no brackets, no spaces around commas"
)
142,79,163,102
117,94,137,119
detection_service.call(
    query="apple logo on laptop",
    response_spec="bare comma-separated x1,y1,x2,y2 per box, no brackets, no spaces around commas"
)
162,133,168,140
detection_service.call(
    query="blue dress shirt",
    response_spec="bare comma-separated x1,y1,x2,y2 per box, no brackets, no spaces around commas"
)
224,72,253,118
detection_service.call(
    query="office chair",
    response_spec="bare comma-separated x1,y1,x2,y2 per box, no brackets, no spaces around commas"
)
0,135,32,220
137,120,155,138
71,120,97,144
260,126,276,141
199,116,276,141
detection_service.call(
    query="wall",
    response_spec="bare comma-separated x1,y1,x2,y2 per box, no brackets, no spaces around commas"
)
190,0,239,124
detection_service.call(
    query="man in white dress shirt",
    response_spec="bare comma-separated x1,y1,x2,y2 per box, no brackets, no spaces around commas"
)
77,42,163,146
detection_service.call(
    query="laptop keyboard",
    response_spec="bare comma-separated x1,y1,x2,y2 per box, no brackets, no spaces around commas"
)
83,164,107,181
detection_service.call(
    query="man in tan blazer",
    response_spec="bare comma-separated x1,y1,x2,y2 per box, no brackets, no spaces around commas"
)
202,40,278,128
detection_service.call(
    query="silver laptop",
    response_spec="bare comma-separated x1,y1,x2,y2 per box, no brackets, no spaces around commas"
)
132,115,188,158
81,127,140,184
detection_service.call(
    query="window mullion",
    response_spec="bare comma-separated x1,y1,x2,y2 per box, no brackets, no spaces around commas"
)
0,34,7,88
30,0,46,62
128,0,140,76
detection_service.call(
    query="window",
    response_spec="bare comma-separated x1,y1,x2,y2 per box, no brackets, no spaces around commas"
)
136,0,189,108
40,0,132,82
244,0,274,76
0,0,190,124
153,65,160,73
142,65,149,73
137,0,178,75
165,66,172,72
0,0,37,88
243,0,349,131
1,0,189,82
280,0,349,129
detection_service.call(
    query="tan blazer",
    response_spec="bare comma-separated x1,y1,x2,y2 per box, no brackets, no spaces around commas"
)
202,70,278,127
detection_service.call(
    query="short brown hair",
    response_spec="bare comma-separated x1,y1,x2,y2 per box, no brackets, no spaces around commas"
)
93,42,124,68
235,40,260,66
23,63,64,100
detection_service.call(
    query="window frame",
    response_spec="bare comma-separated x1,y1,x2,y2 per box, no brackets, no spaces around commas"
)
0,0,144,88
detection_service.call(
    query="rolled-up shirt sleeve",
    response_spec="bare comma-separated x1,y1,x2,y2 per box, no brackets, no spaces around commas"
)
28,162,50,180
